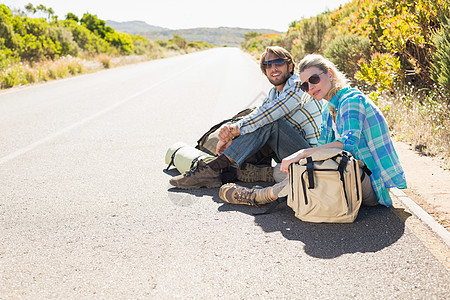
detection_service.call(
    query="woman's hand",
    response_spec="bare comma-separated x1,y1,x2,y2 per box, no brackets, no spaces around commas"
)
280,142,345,174
280,149,310,174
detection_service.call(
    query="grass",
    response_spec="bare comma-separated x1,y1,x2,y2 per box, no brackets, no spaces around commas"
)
0,48,176,90
375,84,450,169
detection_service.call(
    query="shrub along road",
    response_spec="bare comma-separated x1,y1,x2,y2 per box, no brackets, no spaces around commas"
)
0,48,448,298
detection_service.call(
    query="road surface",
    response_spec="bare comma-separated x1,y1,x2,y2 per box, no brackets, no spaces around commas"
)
0,48,448,299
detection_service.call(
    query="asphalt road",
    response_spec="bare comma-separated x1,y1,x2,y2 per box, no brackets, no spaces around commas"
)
0,48,449,299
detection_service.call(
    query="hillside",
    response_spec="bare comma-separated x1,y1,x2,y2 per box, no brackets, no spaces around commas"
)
106,20,168,34
106,20,280,46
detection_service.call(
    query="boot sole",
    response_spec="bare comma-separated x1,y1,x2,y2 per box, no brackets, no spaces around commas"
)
237,163,274,183
170,181,222,190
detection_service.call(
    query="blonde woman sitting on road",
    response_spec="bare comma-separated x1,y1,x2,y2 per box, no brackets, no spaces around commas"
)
219,54,407,208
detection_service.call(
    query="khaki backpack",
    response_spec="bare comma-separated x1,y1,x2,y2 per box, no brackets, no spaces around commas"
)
288,148,370,223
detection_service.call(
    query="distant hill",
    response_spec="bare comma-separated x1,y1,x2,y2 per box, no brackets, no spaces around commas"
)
106,20,280,46
106,20,168,33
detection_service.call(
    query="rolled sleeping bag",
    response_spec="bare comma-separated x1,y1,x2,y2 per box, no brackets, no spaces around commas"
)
165,142,216,174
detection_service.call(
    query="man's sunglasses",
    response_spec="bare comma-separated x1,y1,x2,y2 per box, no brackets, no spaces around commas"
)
300,72,324,92
262,58,286,69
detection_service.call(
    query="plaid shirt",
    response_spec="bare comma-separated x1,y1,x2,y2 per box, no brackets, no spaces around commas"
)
318,87,407,206
237,74,324,146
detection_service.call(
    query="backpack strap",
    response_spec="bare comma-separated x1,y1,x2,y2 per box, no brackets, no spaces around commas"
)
306,156,315,189
337,152,349,182
362,164,372,176
166,146,184,171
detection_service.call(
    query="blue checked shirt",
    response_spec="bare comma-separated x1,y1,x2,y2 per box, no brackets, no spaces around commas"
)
236,74,324,146
318,87,407,206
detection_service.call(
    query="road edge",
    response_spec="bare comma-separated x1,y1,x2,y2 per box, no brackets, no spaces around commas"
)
390,187,450,249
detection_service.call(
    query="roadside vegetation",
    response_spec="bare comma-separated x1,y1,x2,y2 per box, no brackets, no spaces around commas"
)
0,3,214,89
242,0,450,168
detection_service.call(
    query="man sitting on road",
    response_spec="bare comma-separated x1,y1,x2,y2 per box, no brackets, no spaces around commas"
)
169,46,324,189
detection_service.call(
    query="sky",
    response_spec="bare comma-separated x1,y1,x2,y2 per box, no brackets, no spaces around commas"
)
3,0,352,32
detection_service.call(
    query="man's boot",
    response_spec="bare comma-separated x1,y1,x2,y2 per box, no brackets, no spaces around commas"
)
169,155,231,189
236,163,275,182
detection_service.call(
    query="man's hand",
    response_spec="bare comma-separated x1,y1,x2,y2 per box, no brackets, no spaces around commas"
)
216,124,241,155
216,139,232,155
218,125,234,142
228,124,241,138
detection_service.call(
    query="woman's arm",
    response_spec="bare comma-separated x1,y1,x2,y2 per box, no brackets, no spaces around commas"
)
280,141,344,174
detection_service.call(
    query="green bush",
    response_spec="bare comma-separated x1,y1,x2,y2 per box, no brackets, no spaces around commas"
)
62,19,110,54
355,52,401,101
431,18,450,102
0,4,17,49
105,31,134,54
170,35,187,50
324,34,370,79
290,14,329,60
1,65,25,88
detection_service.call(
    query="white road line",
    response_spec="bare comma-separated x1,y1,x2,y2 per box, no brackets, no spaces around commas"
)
0,61,201,166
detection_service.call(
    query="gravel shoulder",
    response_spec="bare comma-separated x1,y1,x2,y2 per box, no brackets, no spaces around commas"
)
393,140,450,232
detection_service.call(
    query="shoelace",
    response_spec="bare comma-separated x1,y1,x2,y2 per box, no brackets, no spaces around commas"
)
235,188,257,206
185,163,205,177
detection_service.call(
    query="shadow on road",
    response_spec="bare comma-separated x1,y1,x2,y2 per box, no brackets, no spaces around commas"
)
218,200,411,259
166,171,411,259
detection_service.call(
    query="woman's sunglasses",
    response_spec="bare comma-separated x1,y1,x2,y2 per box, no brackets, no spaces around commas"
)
300,72,324,92
262,58,286,69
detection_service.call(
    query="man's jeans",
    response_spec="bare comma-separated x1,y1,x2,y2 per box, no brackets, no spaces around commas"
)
223,118,311,167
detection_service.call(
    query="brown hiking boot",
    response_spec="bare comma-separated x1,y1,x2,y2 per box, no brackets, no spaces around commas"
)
236,163,275,183
169,160,221,189
219,183,274,206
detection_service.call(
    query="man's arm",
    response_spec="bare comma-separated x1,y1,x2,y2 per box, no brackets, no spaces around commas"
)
237,84,309,135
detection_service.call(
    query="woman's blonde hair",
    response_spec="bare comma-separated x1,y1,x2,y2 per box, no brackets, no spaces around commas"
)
298,54,349,100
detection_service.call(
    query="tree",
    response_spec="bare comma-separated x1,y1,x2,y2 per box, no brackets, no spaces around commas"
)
65,13,79,23
80,13,113,39
0,4,17,49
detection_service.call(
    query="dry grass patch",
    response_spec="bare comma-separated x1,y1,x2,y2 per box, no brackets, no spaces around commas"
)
377,87,450,169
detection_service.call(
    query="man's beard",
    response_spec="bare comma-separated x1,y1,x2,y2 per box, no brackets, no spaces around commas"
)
268,71,291,88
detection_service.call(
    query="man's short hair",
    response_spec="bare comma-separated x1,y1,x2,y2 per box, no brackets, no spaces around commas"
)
260,46,295,76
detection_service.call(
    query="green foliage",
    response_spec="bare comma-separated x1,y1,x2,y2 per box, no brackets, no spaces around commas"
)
80,13,113,39
241,31,260,50
0,64,25,88
170,34,186,50
65,13,79,23
61,19,110,54
324,34,371,79
431,18,450,101
0,4,17,49
105,31,134,54
355,52,401,94
290,14,329,58
330,0,450,88
0,47,18,69
241,14,329,61
241,32,281,53
187,41,214,50
132,35,155,55
0,3,239,89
